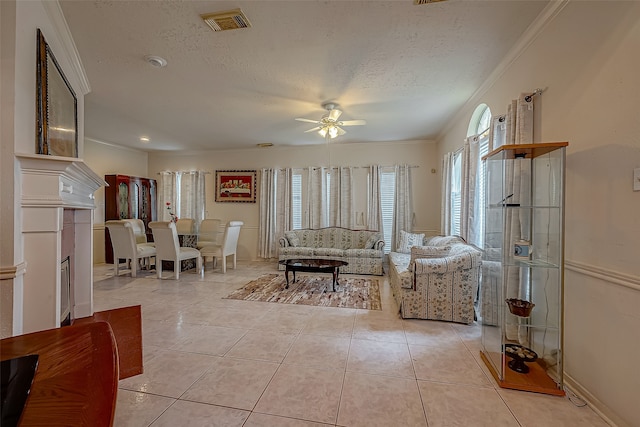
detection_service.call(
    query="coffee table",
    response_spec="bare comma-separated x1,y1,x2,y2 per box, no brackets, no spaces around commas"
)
278,259,348,292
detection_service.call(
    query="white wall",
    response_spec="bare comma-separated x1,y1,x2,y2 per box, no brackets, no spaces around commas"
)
438,3,640,426
149,140,439,261
1,0,92,336
84,138,149,264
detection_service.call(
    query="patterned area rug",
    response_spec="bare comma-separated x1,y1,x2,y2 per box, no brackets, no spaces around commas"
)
225,274,381,310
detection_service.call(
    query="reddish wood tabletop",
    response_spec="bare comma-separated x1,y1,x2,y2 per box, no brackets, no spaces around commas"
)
1,322,119,426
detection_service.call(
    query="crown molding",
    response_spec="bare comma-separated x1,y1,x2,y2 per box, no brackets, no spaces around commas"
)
438,0,570,141
42,0,91,95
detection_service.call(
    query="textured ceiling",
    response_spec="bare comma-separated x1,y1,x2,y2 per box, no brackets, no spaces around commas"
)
59,0,549,152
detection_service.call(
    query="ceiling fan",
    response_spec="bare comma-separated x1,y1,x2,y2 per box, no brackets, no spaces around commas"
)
295,102,366,139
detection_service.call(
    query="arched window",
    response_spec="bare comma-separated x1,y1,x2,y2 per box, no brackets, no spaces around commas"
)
467,103,491,137
449,104,492,246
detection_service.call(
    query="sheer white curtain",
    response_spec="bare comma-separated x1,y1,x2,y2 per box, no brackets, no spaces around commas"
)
441,152,454,235
461,136,481,245
158,172,178,221
307,167,328,229
391,164,413,252
258,168,291,259
367,165,382,231
489,93,533,151
179,171,206,231
158,171,206,229
306,166,354,228
328,167,353,228
494,93,534,342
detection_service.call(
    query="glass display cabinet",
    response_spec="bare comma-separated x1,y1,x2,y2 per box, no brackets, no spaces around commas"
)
105,174,157,264
480,142,568,395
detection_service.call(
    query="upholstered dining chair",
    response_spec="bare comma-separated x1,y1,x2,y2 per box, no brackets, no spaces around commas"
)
175,218,195,235
105,220,156,278
196,218,222,249
120,219,148,244
198,221,243,273
149,221,202,279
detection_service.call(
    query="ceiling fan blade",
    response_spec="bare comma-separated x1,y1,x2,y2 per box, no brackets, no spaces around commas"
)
328,108,342,121
338,119,367,126
304,126,322,133
295,118,321,124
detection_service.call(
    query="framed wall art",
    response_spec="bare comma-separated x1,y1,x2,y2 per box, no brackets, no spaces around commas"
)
215,170,257,203
36,28,78,157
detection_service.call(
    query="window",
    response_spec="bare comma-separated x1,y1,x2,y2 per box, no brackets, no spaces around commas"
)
451,152,462,237
446,104,491,245
292,172,302,229
379,169,395,253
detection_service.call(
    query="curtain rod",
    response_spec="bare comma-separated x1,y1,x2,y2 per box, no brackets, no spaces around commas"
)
524,87,545,103
282,165,420,170
157,171,211,175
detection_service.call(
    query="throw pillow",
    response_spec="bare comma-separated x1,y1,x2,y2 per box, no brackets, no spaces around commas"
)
397,230,425,254
364,234,379,249
410,245,451,270
285,231,300,247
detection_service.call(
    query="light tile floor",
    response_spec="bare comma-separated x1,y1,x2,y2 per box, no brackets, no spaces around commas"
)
93,261,609,427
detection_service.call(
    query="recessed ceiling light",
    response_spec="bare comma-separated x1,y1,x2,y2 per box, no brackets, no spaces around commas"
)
144,55,167,68
140,136,150,143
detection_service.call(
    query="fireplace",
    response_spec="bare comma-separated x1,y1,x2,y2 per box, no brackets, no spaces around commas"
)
60,256,71,326
16,153,105,334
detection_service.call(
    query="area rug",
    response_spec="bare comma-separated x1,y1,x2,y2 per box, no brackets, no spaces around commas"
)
224,274,381,310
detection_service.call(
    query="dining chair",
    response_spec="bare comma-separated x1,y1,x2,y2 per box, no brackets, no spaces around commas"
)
175,218,195,235
149,221,202,279
196,218,222,249
121,219,154,246
198,221,243,273
105,220,156,277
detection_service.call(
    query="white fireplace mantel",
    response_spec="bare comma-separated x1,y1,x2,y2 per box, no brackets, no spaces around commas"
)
16,153,106,333
16,153,105,208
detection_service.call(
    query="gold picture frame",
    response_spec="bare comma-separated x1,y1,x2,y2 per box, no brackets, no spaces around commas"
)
36,28,78,157
215,170,257,203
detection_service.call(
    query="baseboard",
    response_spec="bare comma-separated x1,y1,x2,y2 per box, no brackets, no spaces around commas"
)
564,374,628,427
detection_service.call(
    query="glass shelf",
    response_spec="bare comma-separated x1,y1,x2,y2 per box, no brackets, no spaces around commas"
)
480,142,567,396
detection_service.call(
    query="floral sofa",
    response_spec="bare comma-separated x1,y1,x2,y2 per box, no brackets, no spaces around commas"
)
388,234,482,324
278,227,385,275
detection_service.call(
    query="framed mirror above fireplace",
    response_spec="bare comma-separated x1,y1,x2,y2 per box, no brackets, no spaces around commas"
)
36,28,78,158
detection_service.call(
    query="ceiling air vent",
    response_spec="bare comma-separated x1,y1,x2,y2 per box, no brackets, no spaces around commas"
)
201,9,251,32
414,0,447,4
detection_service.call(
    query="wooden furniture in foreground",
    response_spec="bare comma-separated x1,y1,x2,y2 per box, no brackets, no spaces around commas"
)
74,305,143,380
0,322,119,426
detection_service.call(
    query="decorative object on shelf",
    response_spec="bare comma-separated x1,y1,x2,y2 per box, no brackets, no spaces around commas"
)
505,298,535,317
215,170,257,203
165,202,178,223
504,344,538,374
513,239,531,260
36,29,78,158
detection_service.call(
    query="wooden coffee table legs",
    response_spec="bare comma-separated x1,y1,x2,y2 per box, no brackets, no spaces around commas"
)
284,265,341,292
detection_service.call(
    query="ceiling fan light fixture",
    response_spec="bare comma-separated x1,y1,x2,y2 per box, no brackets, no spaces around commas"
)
328,126,339,139
318,127,328,138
